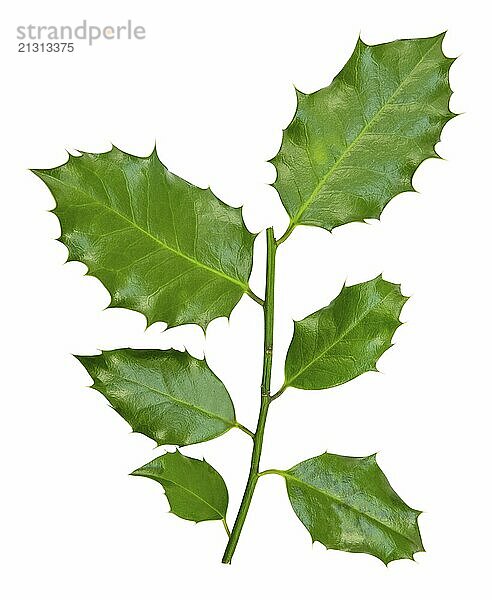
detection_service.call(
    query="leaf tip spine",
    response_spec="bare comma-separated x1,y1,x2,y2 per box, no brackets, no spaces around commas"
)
293,84,307,102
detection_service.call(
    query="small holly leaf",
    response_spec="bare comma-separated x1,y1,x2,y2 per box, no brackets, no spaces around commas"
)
132,450,228,522
284,276,407,390
281,452,423,564
33,147,256,329
77,348,237,446
272,33,455,237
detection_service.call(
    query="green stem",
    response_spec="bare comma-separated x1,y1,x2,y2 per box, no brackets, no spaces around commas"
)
221,227,277,564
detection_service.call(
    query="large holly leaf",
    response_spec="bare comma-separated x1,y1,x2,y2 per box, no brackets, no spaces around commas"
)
272,33,455,238
280,452,423,564
132,450,228,522
33,147,256,329
77,348,238,446
284,276,407,390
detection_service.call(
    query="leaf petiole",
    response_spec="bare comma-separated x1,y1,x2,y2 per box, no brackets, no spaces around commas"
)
258,469,285,477
276,221,295,245
246,289,264,305
269,385,287,402
222,518,231,538
234,422,255,439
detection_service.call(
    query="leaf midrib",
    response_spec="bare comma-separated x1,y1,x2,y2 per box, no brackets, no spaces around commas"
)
285,289,396,387
113,372,235,429
42,173,249,292
288,37,440,227
284,472,418,547
140,472,225,519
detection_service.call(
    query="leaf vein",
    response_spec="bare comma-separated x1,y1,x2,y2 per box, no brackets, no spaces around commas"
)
43,174,248,291
285,473,417,546
286,290,397,387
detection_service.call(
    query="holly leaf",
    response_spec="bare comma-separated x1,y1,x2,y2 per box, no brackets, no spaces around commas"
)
272,33,455,238
284,276,407,390
33,147,256,329
77,348,237,446
132,450,228,522
281,452,423,564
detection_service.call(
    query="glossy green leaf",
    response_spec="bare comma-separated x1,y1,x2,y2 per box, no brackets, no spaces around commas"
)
284,276,407,390
272,33,455,237
33,147,256,329
281,452,423,564
77,348,237,446
132,450,228,522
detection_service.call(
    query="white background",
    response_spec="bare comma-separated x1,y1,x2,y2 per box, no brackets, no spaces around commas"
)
1,1,490,598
